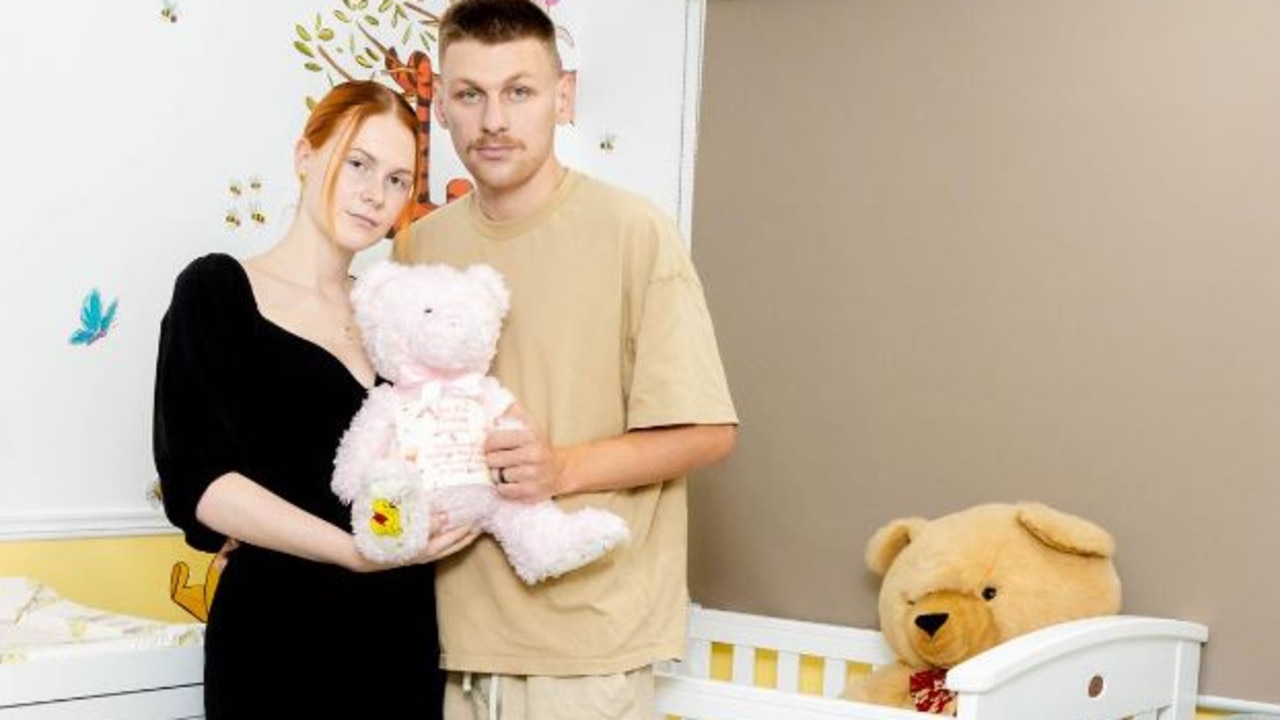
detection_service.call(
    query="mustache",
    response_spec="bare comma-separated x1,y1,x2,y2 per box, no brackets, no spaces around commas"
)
469,136,522,151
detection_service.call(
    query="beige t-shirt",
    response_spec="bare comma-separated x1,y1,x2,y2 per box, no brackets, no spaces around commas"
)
395,170,737,676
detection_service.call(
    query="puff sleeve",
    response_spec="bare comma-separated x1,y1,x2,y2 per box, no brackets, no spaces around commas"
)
152,256,242,552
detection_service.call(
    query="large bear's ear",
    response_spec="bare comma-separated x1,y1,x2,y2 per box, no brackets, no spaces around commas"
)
1016,502,1115,559
465,264,510,317
351,260,404,311
865,517,927,576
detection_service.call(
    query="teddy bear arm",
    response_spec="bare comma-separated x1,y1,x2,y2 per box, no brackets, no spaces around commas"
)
332,387,403,502
842,661,916,710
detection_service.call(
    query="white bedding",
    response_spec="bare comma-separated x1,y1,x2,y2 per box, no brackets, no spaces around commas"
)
0,576,203,664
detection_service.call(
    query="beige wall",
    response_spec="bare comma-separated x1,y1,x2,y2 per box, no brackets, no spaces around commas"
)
690,0,1280,703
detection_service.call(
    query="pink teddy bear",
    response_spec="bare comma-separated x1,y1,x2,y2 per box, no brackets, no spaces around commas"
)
331,260,629,584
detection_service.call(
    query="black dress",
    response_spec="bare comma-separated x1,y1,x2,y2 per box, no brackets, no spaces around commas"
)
153,253,442,719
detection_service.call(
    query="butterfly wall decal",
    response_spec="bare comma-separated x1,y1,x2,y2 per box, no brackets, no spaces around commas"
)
69,288,119,346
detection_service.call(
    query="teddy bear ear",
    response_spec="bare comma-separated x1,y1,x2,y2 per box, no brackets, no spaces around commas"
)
1016,501,1115,559
465,264,510,316
865,517,927,576
351,260,405,309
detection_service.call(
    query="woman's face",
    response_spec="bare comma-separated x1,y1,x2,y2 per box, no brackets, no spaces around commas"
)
300,111,417,251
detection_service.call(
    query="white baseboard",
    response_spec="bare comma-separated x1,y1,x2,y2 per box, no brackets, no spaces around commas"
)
0,509,179,541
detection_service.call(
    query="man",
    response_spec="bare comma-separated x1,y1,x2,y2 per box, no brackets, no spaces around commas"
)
394,1,738,717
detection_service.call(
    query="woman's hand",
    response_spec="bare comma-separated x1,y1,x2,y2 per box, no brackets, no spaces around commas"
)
412,515,481,564
212,538,240,572
349,512,480,572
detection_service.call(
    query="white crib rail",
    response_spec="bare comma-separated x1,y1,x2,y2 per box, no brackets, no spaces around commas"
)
655,607,1209,720
656,607,905,720
949,615,1208,720
674,607,897,697
656,674,923,720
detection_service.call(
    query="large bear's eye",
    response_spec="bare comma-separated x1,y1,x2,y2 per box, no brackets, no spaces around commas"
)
423,307,433,315
982,586,998,601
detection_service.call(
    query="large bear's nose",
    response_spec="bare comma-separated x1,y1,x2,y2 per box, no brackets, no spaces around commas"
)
915,612,949,637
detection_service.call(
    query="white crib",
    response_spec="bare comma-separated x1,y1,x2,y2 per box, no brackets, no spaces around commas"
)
0,577,204,719
655,606,1209,720
0,645,203,719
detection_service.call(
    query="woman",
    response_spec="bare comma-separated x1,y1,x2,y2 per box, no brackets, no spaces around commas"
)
153,80,475,718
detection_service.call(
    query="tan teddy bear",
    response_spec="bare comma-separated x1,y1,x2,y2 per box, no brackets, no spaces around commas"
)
842,501,1122,715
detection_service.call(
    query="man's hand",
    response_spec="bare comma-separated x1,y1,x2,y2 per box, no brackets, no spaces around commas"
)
485,403,566,503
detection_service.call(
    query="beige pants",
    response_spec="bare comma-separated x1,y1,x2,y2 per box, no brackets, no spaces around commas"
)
443,667,655,720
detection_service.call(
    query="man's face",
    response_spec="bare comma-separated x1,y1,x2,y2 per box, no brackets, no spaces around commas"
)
434,37,573,198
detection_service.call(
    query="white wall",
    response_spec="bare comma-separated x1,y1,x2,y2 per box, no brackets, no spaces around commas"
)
0,0,703,538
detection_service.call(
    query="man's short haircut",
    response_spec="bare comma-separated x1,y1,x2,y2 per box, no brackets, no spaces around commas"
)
438,0,561,70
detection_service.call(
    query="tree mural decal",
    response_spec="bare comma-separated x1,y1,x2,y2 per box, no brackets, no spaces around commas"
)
293,0,469,220
293,0,573,221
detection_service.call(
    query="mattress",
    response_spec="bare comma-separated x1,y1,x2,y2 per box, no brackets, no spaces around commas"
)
0,577,203,663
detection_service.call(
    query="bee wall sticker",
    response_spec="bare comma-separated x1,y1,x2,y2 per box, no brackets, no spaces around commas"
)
160,0,178,23
69,288,118,346
146,478,164,509
225,175,266,231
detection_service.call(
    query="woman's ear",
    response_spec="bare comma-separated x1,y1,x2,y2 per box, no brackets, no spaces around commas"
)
294,138,315,181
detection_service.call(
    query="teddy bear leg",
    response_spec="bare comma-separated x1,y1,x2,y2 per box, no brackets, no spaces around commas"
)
486,500,630,584
351,478,432,565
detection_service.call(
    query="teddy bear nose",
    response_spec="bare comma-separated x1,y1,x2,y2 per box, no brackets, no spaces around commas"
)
914,612,949,637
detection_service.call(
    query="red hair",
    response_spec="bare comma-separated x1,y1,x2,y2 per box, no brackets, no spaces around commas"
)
303,80,420,236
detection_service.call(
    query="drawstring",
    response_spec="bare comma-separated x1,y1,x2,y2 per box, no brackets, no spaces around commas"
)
460,671,501,720
489,674,501,720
